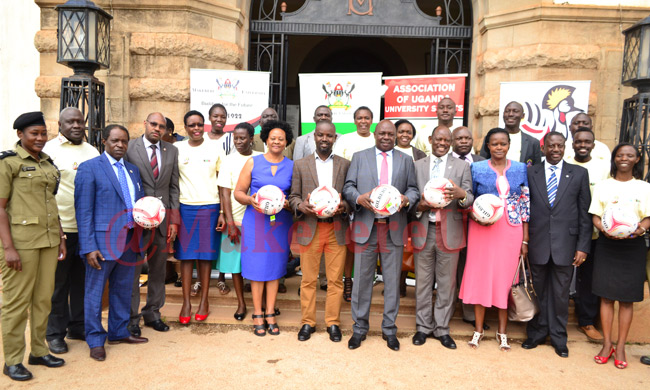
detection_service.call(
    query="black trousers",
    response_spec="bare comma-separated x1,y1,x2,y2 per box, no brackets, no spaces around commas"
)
574,240,599,327
46,232,85,340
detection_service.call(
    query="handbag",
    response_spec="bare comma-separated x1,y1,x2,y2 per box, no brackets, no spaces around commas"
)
507,255,540,322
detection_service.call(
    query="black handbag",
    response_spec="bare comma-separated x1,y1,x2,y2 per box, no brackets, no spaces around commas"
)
507,255,540,322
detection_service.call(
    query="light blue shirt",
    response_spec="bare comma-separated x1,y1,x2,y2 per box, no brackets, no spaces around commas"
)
545,159,563,187
105,152,136,206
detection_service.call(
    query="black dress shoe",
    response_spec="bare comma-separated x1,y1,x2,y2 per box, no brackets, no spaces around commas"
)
165,271,179,285
297,324,316,341
3,363,32,381
234,309,247,321
144,319,170,332
89,346,106,361
640,355,650,365
553,345,569,358
48,338,68,354
382,333,400,351
348,333,366,349
108,335,149,344
434,334,457,350
522,338,544,350
28,354,65,368
66,332,85,341
412,332,429,346
127,323,141,337
462,319,490,331
327,325,342,342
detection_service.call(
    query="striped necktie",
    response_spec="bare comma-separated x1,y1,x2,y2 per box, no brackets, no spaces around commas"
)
547,165,558,207
150,144,159,180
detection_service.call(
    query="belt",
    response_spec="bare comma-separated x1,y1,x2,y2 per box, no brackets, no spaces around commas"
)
374,218,388,224
317,217,335,223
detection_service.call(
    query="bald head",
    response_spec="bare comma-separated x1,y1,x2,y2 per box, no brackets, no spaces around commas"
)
260,107,278,126
144,112,166,144
452,126,473,157
59,107,85,145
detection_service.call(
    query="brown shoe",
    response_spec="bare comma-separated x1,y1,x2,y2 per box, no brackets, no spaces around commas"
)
89,347,106,361
578,325,603,342
108,335,149,345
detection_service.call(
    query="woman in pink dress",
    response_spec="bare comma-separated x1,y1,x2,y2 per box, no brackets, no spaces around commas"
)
459,128,530,351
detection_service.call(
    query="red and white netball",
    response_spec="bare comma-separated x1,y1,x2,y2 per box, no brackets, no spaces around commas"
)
601,205,638,238
255,185,285,215
309,185,341,218
370,184,402,216
471,194,504,224
133,196,166,229
423,177,453,208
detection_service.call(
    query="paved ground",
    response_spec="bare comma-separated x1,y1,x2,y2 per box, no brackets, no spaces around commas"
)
2,322,649,389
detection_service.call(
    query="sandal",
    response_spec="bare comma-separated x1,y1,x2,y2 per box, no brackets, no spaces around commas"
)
265,313,280,336
496,332,510,351
468,331,484,349
614,350,628,369
190,281,201,297
217,281,231,295
252,314,266,337
343,277,352,302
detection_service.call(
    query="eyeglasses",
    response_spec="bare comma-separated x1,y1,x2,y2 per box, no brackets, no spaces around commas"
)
147,120,167,130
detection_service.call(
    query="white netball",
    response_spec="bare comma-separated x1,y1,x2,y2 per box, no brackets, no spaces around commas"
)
133,196,166,229
309,185,341,218
423,177,453,208
255,185,286,215
471,194,504,224
601,205,638,238
370,184,403,216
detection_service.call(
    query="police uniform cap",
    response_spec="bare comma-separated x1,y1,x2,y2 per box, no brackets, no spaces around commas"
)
13,111,46,131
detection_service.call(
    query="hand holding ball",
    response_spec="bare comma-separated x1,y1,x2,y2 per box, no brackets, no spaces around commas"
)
601,206,638,238
370,185,402,216
309,185,341,218
471,194,504,224
423,178,453,208
255,185,286,216
133,196,166,228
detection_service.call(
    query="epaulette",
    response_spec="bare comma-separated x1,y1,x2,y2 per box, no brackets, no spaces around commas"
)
0,150,17,160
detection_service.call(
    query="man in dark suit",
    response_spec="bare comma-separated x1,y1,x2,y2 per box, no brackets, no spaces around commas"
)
480,102,541,166
75,125,148,362
125,112,180,336
289,121,350,342
522,132,591,358
411,126,473,349
342,120,419,351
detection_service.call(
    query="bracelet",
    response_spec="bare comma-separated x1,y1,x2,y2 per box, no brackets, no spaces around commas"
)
522,241,528,245
61,234,67,240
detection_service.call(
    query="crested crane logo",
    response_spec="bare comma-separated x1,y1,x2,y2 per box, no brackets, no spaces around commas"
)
322,81,356,110
215,78,240,100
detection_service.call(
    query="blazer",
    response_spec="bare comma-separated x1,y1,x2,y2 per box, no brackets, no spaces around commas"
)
288,153,350,246
480,130,541,166
412,146,427,161
527,162,592,266
411,155,474,252
471,153,485,162
75,153,145,260
253,133,295,159
125,137,180,234
342,147,420,246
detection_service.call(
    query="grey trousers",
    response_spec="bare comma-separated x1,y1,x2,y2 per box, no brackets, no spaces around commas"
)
130,227,168,324
415,223,460,337
351,223,402,336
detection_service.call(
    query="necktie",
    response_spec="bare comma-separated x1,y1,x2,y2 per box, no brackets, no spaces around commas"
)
380,152,389,185
115,162,135,228
150,144,159,180
547,165,558,207
431,157,442,179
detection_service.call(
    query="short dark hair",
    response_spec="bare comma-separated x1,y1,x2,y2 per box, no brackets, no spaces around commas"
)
260,120,294,145
482,128,510,157
394,119,416,137
183,110,204,125
165,117,175,132
314,105,330,114
209,103,227,116
610,143,643,180
431,125,450,137
353,106,373,119
543,131,566,145
233,122,255,139
102,124,129,140
573,126,594,139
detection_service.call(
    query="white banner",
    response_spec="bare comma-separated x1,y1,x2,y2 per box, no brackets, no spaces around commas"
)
499,80,591,142
298,72,383,135
190,69,270,132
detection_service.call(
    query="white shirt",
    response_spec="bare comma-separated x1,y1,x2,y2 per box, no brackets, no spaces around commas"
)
428,154,448,222
507,131,522,161
375,148,393,185
142,136,162,175
314,152,334,188
545,159,564,188
333,131,376,161
105,151,136,206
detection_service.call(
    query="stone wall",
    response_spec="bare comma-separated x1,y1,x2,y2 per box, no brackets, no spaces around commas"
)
469,0,650,150
35,0,250,137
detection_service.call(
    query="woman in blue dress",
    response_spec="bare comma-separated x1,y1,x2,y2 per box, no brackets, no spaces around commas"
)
235,120,294,336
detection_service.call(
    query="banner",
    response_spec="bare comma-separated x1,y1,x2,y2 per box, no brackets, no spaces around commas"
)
298,72,383,135
499,80,591,142
190,69,270,132
383,74,466,119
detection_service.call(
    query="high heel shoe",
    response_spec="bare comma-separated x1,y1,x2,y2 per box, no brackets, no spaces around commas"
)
179,315,191,325
265,313,280,336
195,311,210,322
252,314,266,337
468,331,484,349
614,350,628,369
594,347,615,364
496,332,510,351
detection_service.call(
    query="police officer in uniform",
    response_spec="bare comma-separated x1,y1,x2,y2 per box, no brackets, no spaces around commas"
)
0,112,67,381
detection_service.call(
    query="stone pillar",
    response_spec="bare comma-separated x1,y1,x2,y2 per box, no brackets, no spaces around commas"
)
34,0,250,138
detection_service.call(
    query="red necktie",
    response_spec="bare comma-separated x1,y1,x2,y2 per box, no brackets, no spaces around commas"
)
380,152,388,185
150,145,159,180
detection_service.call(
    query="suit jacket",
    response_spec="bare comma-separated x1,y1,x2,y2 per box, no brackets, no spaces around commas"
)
293,133,314,161
253,133,295,159
342,147,419,246
412,146,427,161
527,162,592,266
125,137,180,235
411,155,474,252
288,153,350,246
480,130,541,166
75,153,145,260
471,153,485,162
